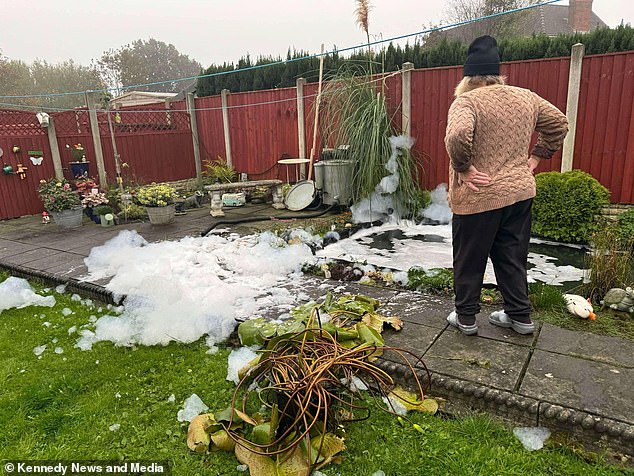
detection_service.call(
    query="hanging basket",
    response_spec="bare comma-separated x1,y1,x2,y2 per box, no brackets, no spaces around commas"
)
145,204,175,225
50,208,83,229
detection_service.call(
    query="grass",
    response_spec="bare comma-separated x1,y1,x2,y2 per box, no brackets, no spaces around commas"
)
0,274,629,475
533,308,634,341
529,282,634,341
583,225,634,302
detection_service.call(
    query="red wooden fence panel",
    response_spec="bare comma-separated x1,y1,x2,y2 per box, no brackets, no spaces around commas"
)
0,109,55,219
226,87,299,182
195,95,225,170
574,52,634,204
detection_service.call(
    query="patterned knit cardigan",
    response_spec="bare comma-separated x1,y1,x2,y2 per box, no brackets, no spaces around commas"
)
445,84,568,215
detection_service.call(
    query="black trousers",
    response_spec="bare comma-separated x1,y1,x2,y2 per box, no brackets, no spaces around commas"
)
452,199,533,325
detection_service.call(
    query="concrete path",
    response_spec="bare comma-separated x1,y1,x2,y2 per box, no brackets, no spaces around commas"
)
1,205,632,456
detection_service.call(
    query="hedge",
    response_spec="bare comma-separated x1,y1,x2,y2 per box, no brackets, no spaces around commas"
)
532,170,610,243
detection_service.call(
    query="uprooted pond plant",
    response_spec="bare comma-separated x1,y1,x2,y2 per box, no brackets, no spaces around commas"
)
187,293,436,475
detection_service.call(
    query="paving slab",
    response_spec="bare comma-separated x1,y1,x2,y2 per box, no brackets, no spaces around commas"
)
382,292,456,329
382,323,442,369
520,349,634,424
423,330,530,391
0,247,65,266
281,276,340,302
536,323,634,368
330,281,399,303
0,240,37,258
38,253,88,274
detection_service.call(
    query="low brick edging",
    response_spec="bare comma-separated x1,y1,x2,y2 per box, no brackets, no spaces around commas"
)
375,358,634,456
0,262,122,306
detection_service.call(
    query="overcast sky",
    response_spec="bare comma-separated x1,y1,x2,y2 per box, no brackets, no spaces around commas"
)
1,1,632,68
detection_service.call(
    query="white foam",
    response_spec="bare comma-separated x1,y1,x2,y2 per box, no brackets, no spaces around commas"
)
351,135,415,224
0,277,56,312
513,427,550,451
227,347,259,385
421,183,452,224
79,230,316,348
176,394,209,422
318,222,585,286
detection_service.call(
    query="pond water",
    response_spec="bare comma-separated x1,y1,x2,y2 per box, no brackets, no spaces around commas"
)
317,223,588,289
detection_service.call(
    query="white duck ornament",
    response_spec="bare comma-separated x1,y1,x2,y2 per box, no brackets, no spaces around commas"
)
563,294,596,320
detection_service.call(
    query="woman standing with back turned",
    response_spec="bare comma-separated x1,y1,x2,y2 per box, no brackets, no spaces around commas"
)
444,35,568,336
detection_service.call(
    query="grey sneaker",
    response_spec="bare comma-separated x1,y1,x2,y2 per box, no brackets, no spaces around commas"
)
489,311,535,335
447,311,478,336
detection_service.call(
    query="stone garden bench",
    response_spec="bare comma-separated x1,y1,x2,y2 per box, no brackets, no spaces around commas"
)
204,179,284,217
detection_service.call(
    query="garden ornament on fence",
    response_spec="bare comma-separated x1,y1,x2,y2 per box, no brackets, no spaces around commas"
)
563,294,596,320
16,164,27,179
601,287,634,314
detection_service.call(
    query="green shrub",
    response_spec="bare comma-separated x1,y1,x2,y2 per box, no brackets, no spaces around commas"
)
617,208,634,247
532,171,610,243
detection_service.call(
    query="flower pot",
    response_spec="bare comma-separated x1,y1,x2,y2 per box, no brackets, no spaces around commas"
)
50,208,83,229
145,204,175,225
70,161,90,178
100,213,115,227
84,207,101,224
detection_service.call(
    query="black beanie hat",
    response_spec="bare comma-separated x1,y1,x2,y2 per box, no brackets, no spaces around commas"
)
464,35,500,76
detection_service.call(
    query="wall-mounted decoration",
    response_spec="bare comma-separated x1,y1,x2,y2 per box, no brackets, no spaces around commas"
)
16,164,28,179
12,145,21,154
2,164,14,175
28,150,44,166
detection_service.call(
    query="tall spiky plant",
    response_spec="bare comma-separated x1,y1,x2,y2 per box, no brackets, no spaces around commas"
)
355,0,373,75
320,73,420,211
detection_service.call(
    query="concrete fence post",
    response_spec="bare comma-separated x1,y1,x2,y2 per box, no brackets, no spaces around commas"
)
401,62,414,138
296,77,307,179
46,116,64,180
561,43,585,172
85,91,107,186
221,89,233,168
186,93,203,187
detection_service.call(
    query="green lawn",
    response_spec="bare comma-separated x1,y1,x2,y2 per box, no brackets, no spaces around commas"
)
0,274,628,475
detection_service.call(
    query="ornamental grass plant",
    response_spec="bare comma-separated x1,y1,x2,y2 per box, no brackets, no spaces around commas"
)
37,178,81,212
320,72,420,213
136,182,177,207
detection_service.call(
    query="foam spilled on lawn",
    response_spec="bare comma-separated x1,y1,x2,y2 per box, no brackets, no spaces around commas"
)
77,230,318,350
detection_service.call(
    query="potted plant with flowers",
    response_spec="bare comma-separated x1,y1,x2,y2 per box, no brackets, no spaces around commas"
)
136,182,177,225
74,177,108,223
37,178,83,228
81,191,110,223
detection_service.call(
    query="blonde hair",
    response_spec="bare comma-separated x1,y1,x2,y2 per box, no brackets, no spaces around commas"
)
454,75,507,97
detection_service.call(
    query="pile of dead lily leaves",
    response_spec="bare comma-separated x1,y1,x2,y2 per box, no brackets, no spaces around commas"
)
187,292,438,475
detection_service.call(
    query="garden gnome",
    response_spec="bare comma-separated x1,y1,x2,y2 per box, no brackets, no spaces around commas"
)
42,211,50,224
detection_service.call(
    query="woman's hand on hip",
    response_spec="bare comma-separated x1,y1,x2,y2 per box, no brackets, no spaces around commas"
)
458,165,491,192
528,155,542,174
